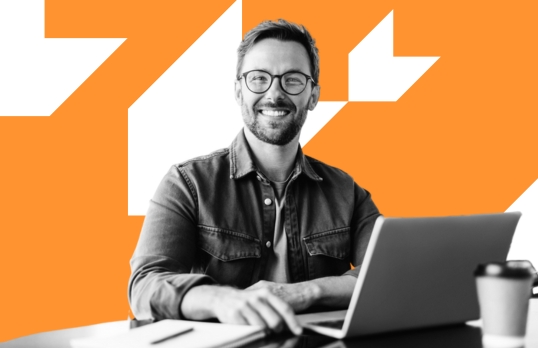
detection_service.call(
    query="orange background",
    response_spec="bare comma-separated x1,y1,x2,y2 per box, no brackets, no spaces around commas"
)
0,0,536,341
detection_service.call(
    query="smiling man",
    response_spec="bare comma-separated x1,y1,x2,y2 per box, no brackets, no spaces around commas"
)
129,20,380,335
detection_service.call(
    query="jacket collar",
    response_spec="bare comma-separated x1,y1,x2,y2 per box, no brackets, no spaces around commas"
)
229,129,323,182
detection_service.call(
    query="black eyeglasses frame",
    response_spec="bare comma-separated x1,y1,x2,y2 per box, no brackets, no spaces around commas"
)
237,70,316,96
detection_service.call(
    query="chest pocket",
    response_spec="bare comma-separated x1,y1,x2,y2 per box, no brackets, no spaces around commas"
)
303,227,351,278
197,225,261,288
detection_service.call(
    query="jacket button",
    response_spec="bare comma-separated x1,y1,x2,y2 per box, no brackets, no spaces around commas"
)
266,241,272,248
264,198,272,206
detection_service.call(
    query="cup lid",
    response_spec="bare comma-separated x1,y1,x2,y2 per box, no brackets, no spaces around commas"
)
474,262,535,279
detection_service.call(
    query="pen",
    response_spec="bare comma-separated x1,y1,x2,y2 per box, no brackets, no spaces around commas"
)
150,327,194,345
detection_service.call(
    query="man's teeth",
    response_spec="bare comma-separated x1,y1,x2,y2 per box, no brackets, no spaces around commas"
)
260,110,288,116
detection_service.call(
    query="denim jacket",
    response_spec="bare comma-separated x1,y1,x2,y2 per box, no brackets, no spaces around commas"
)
129,129,380,320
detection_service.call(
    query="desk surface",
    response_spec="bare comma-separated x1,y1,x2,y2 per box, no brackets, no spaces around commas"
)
2,299,537,348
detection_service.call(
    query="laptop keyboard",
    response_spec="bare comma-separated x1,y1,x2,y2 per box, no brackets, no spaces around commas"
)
309,319,345,330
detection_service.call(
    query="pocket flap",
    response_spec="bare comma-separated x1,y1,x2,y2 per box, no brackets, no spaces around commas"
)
303,227,350,260
198,226,261,261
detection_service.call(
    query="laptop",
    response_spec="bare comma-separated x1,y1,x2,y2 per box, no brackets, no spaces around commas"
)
297,212,522,338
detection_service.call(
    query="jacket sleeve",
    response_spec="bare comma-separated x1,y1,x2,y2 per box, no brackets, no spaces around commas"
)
343,183,380,278
128,165,217,320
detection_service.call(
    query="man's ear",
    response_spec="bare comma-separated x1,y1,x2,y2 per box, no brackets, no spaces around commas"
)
234,80,243,106
308,85,320,111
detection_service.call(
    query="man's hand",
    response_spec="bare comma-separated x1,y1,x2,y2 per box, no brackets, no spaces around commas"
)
181,285,302,335
246,280,321,313
247,276,358,312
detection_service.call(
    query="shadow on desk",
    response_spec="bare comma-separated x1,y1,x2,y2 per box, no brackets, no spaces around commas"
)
316,325,481,348
239,324,482,348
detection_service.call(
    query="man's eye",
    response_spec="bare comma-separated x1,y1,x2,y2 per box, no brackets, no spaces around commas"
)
250,75,268,82
285,78,304,85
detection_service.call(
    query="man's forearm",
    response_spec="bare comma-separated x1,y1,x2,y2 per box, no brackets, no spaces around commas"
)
307,275,357,308
180,284,224,320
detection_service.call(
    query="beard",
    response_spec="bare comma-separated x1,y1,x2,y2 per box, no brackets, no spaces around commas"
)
241,100,308,146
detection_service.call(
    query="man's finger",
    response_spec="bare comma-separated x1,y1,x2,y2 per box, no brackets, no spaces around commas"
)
249,297,285,333
237,301,269,328
264,293,303,335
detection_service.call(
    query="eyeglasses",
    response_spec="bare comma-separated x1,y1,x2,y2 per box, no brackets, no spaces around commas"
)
238,70,316,95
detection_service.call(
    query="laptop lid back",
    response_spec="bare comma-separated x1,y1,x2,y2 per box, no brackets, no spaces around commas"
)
344,212,521,336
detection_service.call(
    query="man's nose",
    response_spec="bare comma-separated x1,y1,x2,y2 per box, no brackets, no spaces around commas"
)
265,76,286,101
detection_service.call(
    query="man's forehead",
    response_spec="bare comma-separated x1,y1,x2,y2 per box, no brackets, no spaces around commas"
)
241,38,311,73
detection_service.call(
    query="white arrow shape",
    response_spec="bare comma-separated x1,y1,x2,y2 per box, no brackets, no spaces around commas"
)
128,0,243,216
0,0,124,116
349,11,439,102
506,179,538,271
128,0,345,215
299,102,346,145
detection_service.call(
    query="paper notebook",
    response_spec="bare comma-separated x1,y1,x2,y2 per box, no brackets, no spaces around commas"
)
70,319,266,348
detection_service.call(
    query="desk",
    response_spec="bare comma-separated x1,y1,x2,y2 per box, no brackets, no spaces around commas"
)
2,299,537,348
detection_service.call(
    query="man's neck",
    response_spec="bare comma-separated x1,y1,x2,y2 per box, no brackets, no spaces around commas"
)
243,128,299,182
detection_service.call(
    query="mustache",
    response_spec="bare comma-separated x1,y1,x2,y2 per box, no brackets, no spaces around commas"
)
256,101,295,110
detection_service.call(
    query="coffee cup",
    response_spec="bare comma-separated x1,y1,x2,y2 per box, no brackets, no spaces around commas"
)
474,261,535,348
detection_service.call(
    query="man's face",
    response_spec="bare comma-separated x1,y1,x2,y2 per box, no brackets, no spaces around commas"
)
235,38,319,146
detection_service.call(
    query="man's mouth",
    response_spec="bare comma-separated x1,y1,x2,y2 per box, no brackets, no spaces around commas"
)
258,109,291,117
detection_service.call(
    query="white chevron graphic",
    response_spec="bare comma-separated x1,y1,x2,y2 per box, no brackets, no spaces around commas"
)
300,102,346,145
506,179,538,272
0,0,124,116
128,0,344,215
349,11,439,102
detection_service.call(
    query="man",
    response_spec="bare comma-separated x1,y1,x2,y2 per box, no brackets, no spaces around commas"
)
129,19,379,335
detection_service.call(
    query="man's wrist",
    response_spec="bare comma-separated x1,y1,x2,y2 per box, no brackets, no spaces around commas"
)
291,280,323,308
181,284,227,320
299,281,322,308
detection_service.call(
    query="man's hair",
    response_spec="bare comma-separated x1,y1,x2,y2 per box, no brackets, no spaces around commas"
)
237,19,320,84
